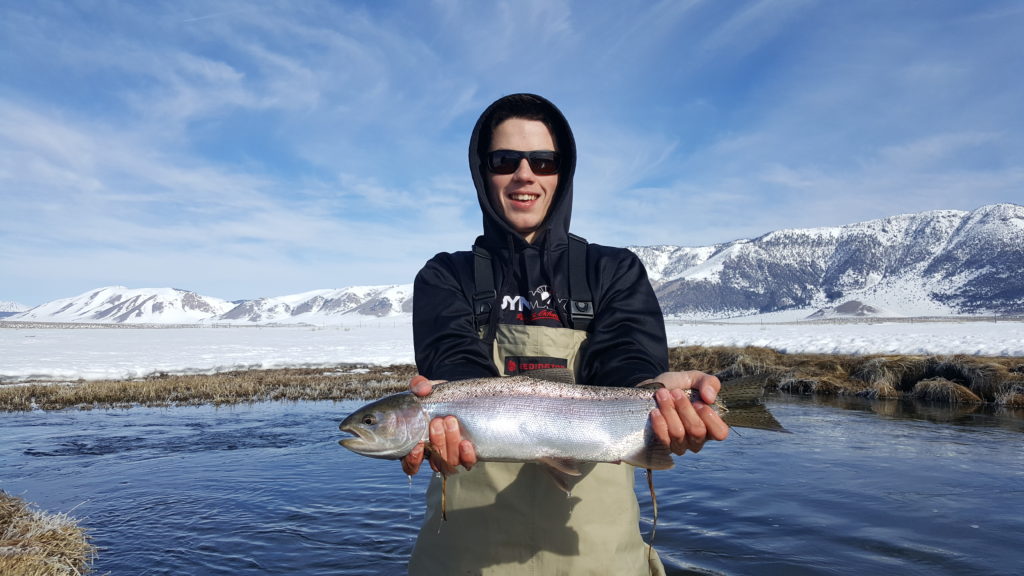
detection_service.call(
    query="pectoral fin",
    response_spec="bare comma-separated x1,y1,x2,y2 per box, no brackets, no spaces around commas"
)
538,457,583,476
539,459,597,495
623,440,675,470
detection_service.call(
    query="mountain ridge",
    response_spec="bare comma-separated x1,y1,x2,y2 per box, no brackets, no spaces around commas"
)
630,203,1023,318
4,203,1021,324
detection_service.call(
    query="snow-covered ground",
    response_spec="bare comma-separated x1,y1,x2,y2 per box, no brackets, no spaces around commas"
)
1,318,1022,384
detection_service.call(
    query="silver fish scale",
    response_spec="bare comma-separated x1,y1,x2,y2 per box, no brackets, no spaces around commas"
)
419,376,667,465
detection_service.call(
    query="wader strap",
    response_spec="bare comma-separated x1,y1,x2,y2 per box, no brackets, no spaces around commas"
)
568,233,594,332
472,244,496,338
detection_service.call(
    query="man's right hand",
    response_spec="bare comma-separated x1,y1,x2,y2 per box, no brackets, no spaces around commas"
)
400,375,478,476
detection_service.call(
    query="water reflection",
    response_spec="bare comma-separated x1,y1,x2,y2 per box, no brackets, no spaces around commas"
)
776,392,1024,432
0,397,1021,575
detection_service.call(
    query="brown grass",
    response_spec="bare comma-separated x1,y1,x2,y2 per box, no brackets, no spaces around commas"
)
0,364,416,412
3,349,1023,412
995,383,1024,408
0,491,96,576
910,377,984,404
670,346,1024,406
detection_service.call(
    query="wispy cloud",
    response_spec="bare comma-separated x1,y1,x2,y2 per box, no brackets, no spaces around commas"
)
2,0,1022,304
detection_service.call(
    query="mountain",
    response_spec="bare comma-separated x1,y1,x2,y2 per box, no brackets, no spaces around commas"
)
216,285,413,323
9,287,236,324
5,285,414,325
630,203,1024,318
0,300,28,319
4,204,1021,325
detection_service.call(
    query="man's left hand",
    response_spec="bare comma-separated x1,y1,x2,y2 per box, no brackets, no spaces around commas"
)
646,371,729,455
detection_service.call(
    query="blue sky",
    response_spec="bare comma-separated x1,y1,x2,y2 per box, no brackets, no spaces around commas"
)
2,0,1022,306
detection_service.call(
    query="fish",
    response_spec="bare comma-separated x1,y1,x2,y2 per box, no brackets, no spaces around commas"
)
338,374,784,472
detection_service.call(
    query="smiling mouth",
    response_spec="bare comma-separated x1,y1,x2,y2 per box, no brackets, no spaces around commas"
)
510,193,539,202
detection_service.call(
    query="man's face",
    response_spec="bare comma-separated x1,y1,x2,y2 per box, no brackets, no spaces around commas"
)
487,118,559,243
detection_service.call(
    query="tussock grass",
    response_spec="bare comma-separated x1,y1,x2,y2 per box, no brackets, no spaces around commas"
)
0,491,95,576
3,349,1023,412
910,377,984,404
670,346,1024,406
0,364,416,412
996,384,1024,408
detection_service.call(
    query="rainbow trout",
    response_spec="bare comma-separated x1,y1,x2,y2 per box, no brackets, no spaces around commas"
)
338,375,783,472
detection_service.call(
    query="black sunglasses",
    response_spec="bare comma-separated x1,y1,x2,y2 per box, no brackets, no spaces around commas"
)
486,150,561,175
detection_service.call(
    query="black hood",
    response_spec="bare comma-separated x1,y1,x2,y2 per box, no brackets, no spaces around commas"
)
468,93,577,253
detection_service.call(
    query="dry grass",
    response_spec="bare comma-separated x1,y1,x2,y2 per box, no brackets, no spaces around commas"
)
996,383,1024,408
670,346,1024,406
3,349,1023,412
0,491,96,576
910,377,984,404
0,364,416,412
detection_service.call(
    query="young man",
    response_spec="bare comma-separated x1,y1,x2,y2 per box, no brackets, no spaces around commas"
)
403,94,728,575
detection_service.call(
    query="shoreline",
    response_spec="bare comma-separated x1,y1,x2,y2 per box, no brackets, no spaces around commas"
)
2,346,1022,412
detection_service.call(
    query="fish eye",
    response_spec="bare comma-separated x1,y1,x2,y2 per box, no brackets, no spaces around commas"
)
362,414,378,426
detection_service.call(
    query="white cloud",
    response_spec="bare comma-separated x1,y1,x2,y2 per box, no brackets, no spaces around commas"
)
2,1,1023,304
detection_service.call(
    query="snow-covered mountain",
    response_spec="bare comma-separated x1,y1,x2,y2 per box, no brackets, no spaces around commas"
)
4,204,1021,325
10,287,236,324
0,300,28,319
631,203,1024,318
5,285,414,325
216,285,413,323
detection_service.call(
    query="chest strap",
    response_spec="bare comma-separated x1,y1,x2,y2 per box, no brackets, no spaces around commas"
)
473,235,593,334
472,244,496,333
568,233,593,332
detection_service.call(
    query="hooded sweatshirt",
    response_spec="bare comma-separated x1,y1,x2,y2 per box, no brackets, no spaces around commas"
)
413,93,668,387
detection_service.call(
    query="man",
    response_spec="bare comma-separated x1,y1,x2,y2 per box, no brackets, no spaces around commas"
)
403,93,728,574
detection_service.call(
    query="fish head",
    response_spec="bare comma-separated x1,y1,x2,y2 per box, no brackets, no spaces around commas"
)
338,392,427,459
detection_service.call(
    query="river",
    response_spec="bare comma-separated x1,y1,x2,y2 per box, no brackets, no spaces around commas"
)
1,395,1021,575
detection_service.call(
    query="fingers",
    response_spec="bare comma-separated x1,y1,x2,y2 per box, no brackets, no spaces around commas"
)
697,402,730,442
443,416,461,469
410,375,432,397
401,442,425,476
425,416,474,474
654,387,707,454
459,439,477,470
693,372,722,405
652,380,733,455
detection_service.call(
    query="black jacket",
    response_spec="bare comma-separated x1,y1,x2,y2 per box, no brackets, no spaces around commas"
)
413,94,668,387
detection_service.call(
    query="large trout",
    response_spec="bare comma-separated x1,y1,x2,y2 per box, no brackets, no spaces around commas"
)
338,375,783,472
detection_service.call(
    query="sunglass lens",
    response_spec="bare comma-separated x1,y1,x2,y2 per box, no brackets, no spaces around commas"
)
528,152,559,175
489,151,521,174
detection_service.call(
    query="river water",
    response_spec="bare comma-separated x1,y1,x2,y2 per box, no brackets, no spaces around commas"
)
1,396,1021,575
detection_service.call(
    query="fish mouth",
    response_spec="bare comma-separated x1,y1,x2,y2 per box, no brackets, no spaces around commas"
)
338,424,369,448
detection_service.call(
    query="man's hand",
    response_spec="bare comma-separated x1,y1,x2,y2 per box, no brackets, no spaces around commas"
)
646,371,730,455
400,375,478,476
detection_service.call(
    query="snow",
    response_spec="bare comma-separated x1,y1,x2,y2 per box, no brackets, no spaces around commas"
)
663,319,1024,356
2,317,1022,384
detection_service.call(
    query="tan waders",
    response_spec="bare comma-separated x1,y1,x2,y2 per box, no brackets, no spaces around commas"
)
408,325,665,575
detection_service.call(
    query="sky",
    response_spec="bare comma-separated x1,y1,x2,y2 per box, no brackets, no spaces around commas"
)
2,0,1023,307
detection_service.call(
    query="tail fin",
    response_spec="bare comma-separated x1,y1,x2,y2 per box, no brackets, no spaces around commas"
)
718,376,788,433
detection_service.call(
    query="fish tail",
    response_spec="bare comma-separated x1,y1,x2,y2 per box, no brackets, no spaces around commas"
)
718,376,789,432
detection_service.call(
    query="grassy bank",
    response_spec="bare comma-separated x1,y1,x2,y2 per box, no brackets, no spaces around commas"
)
0,363,417,412
670,346,1024,406
2,346,1022,412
